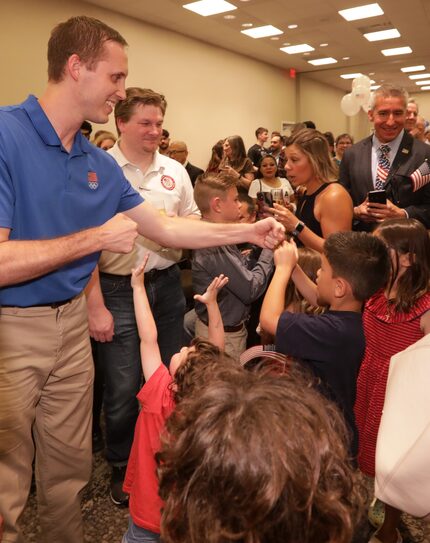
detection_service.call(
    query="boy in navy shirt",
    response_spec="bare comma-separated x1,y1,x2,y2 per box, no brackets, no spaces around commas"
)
260,231,390,455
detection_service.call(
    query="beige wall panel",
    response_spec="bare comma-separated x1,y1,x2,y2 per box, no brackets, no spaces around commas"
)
1,0,296,168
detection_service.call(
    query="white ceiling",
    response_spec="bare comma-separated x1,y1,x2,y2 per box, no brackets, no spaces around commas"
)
86,0,430,93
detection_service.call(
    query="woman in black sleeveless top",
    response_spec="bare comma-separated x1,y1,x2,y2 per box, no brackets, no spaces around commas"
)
268,129,353,252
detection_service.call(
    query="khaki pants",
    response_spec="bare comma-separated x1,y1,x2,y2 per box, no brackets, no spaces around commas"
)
0,295,93,543
195,318,247,361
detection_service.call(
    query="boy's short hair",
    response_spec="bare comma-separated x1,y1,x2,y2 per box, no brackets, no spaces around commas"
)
324,231,390,302
255,126,268,138
48,16,127,82
193,172,237,215
159,368,363,543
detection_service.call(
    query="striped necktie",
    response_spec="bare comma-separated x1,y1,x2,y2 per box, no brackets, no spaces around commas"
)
375,144,391,190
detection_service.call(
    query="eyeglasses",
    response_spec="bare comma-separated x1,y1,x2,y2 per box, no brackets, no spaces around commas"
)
169,149,186,154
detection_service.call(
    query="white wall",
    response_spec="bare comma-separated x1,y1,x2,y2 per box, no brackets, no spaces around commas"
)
1,0,297,168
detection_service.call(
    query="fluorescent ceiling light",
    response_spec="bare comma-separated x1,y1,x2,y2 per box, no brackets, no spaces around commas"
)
364,28,400,41
340,73,363,79
382,46,412,56
339,3,383,21
241,25,283,38
409,73,430,80
280,43,314,54
370,85,380,90
308,57,337,66
415,80,430,85
401,65,425,73
183,0,236,16
420,86,430,90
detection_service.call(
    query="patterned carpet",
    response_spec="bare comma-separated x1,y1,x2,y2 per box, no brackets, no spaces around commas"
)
19,453,430,543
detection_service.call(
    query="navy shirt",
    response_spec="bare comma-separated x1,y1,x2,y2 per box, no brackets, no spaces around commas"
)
275,310,365,456
0,95,143,306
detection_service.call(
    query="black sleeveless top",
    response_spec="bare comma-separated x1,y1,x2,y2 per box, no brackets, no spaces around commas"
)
296,183,330,238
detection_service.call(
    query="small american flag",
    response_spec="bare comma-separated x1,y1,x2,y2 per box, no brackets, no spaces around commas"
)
410,160,430,192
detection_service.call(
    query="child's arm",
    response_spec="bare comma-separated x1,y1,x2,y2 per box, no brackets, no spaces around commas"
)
260,240,298,336
131,254,163,381
291,265,319,307
194,274,229,351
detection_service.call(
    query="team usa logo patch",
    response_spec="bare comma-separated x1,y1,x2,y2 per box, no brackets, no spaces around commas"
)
161,175,175,191
88,171,99,190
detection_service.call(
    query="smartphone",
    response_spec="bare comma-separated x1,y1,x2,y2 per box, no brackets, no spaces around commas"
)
368,190,387,205
256,191,273,207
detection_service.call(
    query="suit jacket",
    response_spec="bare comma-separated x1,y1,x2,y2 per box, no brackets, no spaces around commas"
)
185,162,204,187
339,131,430,230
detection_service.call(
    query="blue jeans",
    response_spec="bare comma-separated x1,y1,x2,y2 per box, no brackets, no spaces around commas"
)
96,265,185,465
122,517,160,543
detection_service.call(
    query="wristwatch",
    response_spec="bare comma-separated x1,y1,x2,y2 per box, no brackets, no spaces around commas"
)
291,221,305,238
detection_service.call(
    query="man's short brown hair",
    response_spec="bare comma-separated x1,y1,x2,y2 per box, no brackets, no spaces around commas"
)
114,87,167,134
47,16,127,82
193,172,237,215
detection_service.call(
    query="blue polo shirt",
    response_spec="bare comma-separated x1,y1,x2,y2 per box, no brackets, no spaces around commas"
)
0,95,143,306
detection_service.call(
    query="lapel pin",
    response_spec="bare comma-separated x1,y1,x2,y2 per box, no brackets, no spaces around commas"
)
401,148,409,154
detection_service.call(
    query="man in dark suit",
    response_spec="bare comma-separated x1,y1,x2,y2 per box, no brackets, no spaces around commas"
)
339,85,430,231
168,140,204,186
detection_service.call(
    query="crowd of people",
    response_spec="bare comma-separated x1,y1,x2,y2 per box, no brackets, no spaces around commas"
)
1,14,430,543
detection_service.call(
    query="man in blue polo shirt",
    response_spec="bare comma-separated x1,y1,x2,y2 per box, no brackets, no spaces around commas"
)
0,16,284,543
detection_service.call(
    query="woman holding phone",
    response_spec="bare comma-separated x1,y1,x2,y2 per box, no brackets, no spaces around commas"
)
268,129,353,253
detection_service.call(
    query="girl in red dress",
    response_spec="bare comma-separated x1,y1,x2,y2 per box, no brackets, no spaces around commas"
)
355,218,430,543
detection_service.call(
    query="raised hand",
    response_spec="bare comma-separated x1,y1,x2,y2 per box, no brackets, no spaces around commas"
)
131,253,150,289
194,274,229,306
274,239,298,269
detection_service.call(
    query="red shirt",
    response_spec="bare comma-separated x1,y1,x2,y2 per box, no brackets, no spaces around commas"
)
123,364,175,533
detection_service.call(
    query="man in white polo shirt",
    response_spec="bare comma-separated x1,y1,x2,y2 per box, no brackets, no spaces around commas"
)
86,87,199,505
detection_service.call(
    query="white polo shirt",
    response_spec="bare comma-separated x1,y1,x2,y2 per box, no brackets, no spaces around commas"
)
99,144,199,274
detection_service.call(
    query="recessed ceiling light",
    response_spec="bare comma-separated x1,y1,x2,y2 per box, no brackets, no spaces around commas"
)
370,85,380,90
303,52,311,56
308,57,337,66
369,79,375,84
368,72,375,75
364,28,400,41
319,43,328,47
340,73,363,79
288,24,298,29
420,86,430,90
283,42,291,46
339,3,383,21
401,65,425,73
241,25,283,38
224,14,235,19
241,23,253,27
280,43,314,54
415,80,430,85
270,36,280,40
409,73,430,80
382,46,412,56
342,56,351,60
183,0,237,16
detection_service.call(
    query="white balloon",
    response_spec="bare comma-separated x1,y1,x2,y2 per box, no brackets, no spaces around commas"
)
361,91,373,112
352,75,371,89
341,93,361,116
353,84,371,106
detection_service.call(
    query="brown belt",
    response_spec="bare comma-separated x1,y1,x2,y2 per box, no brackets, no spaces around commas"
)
199,318,244,333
